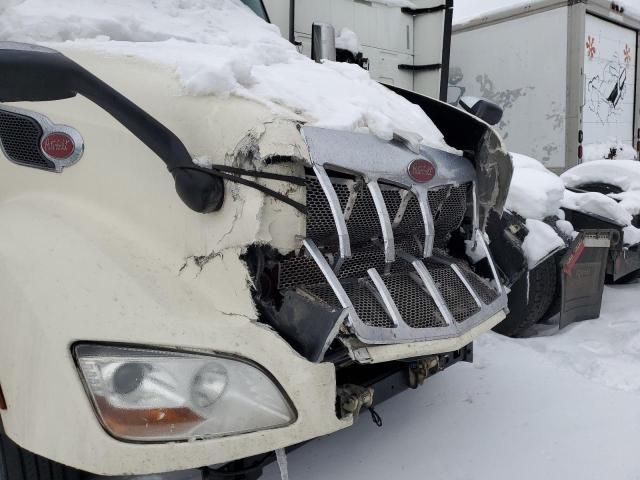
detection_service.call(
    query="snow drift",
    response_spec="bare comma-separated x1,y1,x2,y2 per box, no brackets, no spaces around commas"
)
505,152,565,220
0,0,452,152
562,160,640,192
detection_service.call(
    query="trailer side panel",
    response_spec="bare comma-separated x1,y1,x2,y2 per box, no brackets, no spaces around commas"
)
450,7,569,168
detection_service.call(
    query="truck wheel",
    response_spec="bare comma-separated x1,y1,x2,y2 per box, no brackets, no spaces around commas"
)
0,431,86,480
493,256,557,337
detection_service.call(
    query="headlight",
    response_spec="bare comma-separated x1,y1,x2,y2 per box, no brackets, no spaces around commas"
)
74,344,297,442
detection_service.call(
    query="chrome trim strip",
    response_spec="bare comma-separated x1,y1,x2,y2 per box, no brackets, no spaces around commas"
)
366,269,402,327
313,165,351,258
367,181,395,263
451,264,484,307
411,260,455,326
476,230,504,294
415,190,435,258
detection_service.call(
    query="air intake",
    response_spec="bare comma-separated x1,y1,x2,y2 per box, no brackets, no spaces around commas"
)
0,104,83,172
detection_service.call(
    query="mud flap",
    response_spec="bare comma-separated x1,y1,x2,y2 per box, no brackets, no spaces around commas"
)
559,230,612,329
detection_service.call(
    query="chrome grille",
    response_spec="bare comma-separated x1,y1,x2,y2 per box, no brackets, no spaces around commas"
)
269,167,507,345
278,126,510,345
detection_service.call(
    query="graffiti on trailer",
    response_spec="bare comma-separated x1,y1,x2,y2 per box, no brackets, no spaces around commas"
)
586,54,628,126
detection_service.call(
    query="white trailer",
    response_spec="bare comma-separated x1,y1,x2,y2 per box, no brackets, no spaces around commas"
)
450,0,640,172
263,0,453,100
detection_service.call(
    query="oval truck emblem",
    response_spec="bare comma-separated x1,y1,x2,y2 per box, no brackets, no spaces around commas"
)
41,132,75,159
408,159,436,183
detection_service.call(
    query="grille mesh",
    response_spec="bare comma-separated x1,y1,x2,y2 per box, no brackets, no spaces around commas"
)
427,262,481,323
434,184,469,246
278,254,327,290
305,177,339,245
343,280,395,328
383,273,446,329
0,110,54,170
457,265,500,305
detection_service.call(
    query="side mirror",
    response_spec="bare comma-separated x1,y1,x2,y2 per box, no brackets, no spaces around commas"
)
311,23,337,62
459,96,503,126
0,42,223,213
446,86,464,106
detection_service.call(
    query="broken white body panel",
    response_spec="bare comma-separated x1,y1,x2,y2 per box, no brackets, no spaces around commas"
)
450,0,640,172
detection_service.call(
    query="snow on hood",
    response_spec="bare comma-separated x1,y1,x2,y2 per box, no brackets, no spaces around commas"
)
0,0,451,152
505,152,564,220
562,160,640,191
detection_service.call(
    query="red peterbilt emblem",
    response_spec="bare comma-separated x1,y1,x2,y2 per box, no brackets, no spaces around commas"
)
407,159,436,183
41,132,75,159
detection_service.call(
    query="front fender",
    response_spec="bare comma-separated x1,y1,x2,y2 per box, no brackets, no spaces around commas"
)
0,194,348,475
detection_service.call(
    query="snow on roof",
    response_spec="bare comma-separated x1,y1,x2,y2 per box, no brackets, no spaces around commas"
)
453,0,640,25
561,160,640,191
505,153,565,220
0,0,450,152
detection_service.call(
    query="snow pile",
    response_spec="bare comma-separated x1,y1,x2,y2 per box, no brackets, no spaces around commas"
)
562,190,632,225
562,160,640,191
583,142,637,162
521,219,565,268
0,0,451,151
505,152,565,220
335,28,360,55
562,191,640,246
609,190,640,216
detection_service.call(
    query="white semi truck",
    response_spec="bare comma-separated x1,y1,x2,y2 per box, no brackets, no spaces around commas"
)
0,1,514,479
450,0,640,173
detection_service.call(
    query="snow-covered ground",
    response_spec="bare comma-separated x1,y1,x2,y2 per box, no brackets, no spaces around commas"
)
263,282,640,480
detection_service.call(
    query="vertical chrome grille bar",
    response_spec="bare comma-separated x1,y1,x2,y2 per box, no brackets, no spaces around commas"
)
367,181,395,263
313,165,351,258
392,190,412,227
303,239,354,309
366,269,402,327
451,264,484,307
476,230,504,294
411,260,455,326
415,190,435,258
472,182,480,233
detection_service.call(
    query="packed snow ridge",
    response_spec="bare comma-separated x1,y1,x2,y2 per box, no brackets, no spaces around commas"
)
0,0,450,152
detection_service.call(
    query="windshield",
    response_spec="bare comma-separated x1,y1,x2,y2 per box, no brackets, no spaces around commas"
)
241,0,269,21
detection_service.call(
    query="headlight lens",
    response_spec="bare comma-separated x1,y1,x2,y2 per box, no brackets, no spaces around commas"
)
74,345,296,442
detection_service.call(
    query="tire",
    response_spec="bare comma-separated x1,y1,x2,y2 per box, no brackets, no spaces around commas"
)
0,430,86,480
493,256,557,337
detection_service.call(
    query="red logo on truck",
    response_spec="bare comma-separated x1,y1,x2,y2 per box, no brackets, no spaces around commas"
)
41,132,75,159
408,159,436,183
